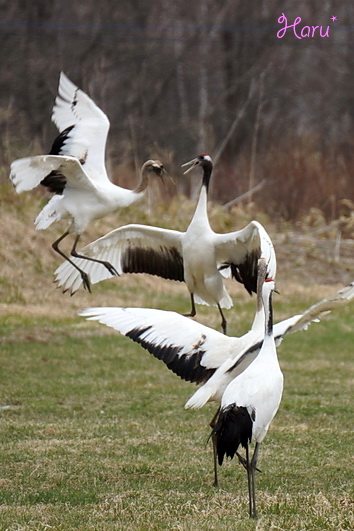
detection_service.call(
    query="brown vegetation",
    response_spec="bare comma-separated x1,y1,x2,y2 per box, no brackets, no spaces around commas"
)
1,183,353,321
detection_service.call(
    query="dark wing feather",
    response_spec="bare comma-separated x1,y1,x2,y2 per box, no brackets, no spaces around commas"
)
126,326,215,384
229,249,261,295
40,125,76,194
122,246,184,282
215,221,276,295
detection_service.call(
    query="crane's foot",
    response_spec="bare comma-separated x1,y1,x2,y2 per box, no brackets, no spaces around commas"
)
81,272,92,293
236,452,261,473
103,261,119,277
236,452,248,470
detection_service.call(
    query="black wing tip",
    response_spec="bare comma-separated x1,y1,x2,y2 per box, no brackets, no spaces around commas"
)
230,250,261,295
125,326,214,385
49,125,75,155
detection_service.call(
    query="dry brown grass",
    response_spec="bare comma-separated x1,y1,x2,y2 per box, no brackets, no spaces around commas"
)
1,181,354,322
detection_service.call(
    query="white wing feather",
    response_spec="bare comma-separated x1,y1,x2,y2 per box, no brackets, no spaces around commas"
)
187,281,354,408
51,72,110,181
274,281,354,336
55,224,184,294
215,220,277,280
80,281,354,407
10,155,97,194
80,307,241,371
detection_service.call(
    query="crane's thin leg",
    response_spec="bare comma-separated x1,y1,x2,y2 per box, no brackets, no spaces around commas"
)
248,442,260,519
183,293,196,318
251,442,260,471
217,304,227,335
245,444,255,518
70,235,119,277
209,407,220,487
52,231,91,293
238,443,260,518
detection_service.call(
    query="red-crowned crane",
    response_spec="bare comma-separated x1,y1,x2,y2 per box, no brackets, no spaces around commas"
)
9,72,168,292
80,279,354,488
56,154,276,334
212,262,282,519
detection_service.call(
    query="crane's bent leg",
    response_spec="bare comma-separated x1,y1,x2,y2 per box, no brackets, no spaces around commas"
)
183,293,196,318
70,235,119,277
52,232,92,293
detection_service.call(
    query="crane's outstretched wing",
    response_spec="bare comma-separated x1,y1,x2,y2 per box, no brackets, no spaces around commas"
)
273,281,354,337
186,282,354,408
80,307,242,384
215,221,276,295
51,72,110,182
55,224,184,294
80,281,354,407
10,155,97,194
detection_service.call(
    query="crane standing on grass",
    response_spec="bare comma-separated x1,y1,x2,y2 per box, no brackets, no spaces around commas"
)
212,260,283,519
81,280,354,491
9,72,168,292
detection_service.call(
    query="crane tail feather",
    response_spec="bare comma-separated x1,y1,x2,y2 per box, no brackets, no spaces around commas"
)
212,404,254,465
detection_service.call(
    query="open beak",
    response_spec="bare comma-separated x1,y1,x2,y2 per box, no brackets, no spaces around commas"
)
181,158,200,175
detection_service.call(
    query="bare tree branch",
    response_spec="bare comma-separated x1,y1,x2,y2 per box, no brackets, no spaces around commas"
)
222,178,267,209
213,80,257,165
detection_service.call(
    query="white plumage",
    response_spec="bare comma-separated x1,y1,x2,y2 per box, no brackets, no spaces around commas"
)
80,280,354,490
56,154,276,334
80,280,354,407
9,72,167,292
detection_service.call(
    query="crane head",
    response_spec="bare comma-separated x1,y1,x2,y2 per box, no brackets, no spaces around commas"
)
182,154,212,174
143,160,173,184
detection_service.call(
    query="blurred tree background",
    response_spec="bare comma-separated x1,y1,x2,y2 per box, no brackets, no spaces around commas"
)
1,0,353,219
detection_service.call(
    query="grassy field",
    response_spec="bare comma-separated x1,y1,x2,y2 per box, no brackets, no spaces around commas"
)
1,291,354,530
1,187,354,529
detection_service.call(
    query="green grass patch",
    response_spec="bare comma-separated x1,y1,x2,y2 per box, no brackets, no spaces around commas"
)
0,298,353,530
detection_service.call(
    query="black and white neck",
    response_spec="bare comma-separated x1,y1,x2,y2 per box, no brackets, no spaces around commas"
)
182,154,213,226
198,154,213,192
261,279,275,343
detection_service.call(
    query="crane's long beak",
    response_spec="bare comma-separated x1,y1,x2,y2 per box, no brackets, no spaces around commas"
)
164,167,175,185
158,167,175,186
181,158,199,174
